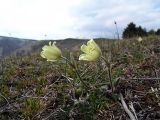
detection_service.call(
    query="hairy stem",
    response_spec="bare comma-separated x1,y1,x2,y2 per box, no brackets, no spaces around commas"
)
108,64,114,92
61,56,88,88
101,56,114,93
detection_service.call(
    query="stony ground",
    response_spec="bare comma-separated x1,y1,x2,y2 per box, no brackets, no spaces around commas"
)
0,37,160,120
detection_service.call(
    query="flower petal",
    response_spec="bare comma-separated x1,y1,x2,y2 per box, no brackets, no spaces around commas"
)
43,50,60,61
79,52,99,61
49,41,52,46
79,39,101,61
41,42,62,61
88,39,101,52
81,44,89,54
40,51,46,58
79,54,91,61
51,42,62,55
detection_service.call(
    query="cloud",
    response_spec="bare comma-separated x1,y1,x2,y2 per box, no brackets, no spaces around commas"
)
0,0,160,39
71,0,160,38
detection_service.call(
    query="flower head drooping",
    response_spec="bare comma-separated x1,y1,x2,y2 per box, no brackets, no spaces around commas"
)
41,41,62,61
79,39,101,61
137,37,143,42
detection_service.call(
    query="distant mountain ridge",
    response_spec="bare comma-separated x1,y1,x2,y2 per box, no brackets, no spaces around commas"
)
0,36,87,57
0,36,36,57
0,36,111,57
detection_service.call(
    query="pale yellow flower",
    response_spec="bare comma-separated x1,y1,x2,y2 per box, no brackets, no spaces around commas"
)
79,39,101,61
137,37,143,42
41,41,62,61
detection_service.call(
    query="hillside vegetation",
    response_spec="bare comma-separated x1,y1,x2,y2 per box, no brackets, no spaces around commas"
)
0,36,160,120
0,36,87,57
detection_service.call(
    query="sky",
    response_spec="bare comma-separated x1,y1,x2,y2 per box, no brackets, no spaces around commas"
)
0,0,160,40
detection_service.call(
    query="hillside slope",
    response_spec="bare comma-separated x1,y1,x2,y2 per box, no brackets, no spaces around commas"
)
0,36,36,57
0,36,160,120
0,36,113,57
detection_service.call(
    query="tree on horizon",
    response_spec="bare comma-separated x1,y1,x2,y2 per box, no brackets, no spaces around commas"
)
122,22,147,38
